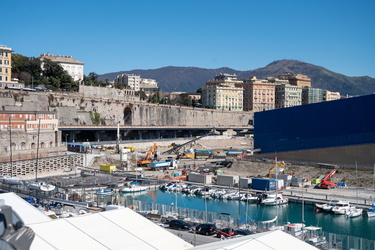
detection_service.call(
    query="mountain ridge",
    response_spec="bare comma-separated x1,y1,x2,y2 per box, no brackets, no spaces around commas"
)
98,60,375,96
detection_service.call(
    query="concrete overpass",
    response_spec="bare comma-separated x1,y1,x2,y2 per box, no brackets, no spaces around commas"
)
59,124,253,142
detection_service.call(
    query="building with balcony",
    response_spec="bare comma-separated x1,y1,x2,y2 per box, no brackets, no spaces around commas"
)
275,84,303,109
0,45,24,89
202,73,243,111
140,78,159,96
39,53,84,82
275,74,311,87
238,76,280,112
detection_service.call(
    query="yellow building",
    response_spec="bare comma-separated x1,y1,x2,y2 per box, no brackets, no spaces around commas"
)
0,45,23,89
202,73,243,111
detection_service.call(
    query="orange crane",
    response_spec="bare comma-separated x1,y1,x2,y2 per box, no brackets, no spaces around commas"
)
320,169,337,189
137,143,157,167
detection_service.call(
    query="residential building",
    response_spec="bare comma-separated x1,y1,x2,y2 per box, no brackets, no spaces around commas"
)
275,74,311,87
39,53,84,82
323,90,341,101
140,78,159,96
238,76,280,112
114,74,141,91
302,87,324,104
0,45,24,89
202,73,243,111
275,84,303,109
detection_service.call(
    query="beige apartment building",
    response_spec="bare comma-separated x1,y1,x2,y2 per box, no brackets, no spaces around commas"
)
323,90,341,101
114,74,141,91
275,74,311,87
202,73,243,111
275,84,303,109
238,76,278,112
0,45,24,89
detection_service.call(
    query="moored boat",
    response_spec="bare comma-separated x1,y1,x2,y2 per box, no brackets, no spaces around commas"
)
366,204,375,217
122,185,147,193
332,200,351,215
96,188,113,195
346,206,363,218
0,175,23,185
261,193,288,206
27,182,55,192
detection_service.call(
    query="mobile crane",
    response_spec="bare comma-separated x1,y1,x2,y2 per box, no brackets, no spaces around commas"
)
319,169,337,189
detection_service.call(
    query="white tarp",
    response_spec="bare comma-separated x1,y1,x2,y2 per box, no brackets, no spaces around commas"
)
0,192,52,225
190,230,318,250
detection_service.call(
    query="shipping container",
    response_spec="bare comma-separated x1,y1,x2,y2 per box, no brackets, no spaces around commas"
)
217,175,239,187
239,178,252,189
100,164,116,173
188,172,212,184
251,178,276,191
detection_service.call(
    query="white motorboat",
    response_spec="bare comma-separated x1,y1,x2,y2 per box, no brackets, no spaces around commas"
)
346,206,363,218
122,185,147,193
0,176,23,185
332,200,351,215
322,200,337,212
367,205,375,217
261,193,288,206
27,182,55,192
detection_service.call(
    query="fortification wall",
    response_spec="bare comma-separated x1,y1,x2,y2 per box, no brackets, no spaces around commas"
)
0,89,253,127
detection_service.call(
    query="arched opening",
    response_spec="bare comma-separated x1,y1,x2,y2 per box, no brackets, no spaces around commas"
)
31,143,36,149
21,142,26,150
41,142,45,148
50,141,53,148
124,107,132,125
11,142,16,151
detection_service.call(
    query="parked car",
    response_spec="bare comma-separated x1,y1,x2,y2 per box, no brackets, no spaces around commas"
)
169,219,192,230
234,229,252,236
196,223,217,236
216,228,235,238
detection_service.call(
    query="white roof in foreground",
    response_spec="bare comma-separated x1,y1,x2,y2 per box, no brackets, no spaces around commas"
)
29,208,193,250
0,192,52,225
0,193,192,250
190,230,318,250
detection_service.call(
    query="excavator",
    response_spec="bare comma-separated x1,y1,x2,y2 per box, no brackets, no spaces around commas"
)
137,143,157,167
319,169,337,189
266,161,286,178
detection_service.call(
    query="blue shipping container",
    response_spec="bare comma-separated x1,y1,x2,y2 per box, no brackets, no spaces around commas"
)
251,178,276,191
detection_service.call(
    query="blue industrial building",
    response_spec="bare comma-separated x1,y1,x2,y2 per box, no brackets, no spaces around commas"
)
254,94,375,155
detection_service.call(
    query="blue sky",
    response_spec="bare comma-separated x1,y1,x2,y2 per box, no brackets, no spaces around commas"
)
2,0,374,77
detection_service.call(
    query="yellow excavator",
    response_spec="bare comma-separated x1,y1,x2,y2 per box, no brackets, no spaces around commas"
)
267,161,286,178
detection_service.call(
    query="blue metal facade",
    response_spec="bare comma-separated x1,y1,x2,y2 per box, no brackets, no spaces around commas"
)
254,94,375,154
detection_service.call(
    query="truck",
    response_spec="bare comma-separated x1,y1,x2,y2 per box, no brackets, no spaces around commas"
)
194,150,213,159
150,159,178,170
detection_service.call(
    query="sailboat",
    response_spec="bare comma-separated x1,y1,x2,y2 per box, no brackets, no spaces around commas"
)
367,164,375,217
26,118,55,192
346,162,363,218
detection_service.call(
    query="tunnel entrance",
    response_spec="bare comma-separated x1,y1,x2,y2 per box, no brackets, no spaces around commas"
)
124,107,132,125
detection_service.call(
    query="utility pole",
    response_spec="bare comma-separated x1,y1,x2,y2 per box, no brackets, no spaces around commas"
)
115,122,120,154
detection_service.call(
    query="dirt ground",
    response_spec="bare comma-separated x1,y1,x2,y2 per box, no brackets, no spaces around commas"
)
90,138,374,189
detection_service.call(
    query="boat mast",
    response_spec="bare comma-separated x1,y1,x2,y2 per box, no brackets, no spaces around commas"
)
35,118,41,182
8,116,13,177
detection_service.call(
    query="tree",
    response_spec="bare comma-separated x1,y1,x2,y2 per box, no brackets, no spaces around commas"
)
136,90,148,100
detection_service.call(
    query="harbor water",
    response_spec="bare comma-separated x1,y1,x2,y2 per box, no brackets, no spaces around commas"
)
126,190,375,241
